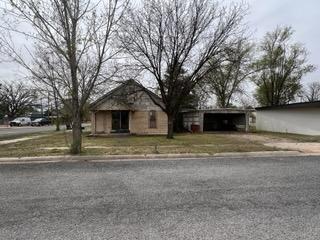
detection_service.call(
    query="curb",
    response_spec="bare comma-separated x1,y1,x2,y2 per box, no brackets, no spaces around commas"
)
212,151,303,157
0,151,317,165
0,153,210,164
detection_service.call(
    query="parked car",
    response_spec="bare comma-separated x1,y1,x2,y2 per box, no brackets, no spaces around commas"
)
31,118,51,126
9,117,32,127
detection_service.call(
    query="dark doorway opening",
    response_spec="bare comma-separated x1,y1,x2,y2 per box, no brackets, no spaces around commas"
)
203,113,245,131
111,111,129,133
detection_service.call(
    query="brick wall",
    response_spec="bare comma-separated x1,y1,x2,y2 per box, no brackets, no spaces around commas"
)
130,111,168,135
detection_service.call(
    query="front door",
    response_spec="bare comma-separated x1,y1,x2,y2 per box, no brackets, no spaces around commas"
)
111,111,129,133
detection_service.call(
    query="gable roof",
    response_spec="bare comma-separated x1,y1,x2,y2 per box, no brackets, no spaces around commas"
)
90,79,163,110
255,101,320,111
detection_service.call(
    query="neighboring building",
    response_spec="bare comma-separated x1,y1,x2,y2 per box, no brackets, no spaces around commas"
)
180,108,253,133
256,101,320,135
90,80,168,135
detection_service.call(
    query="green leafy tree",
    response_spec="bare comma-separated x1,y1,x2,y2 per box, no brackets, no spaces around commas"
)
252,26,315,106
162,67,200,110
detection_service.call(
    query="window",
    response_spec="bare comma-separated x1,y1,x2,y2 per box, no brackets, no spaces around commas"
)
149,111,157,128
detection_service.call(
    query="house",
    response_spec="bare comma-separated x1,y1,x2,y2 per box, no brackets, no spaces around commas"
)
90,79,255,135
90,80,168,135
256,101,320,135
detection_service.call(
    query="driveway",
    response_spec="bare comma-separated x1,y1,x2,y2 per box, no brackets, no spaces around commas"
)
1,156,320,239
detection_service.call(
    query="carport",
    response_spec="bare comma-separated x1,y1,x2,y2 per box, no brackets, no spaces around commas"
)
203,113,246,131
182,109,253,133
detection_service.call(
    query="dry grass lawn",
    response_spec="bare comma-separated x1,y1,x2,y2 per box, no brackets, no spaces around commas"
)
0,131,277,158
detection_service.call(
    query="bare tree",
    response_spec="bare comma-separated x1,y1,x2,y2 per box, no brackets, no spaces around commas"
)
119,0,247,138
32,80,62,131
0,82,5,119
0,80,37,119
301,81,320,102
205,38,253,108
0,0,128,153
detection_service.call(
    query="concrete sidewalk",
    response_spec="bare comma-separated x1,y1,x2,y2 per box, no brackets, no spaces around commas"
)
0,150,313,164
0,135,48,145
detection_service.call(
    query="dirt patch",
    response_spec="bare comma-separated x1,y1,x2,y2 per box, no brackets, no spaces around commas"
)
264,142,320,153
222,133,320,153
221,133,292,144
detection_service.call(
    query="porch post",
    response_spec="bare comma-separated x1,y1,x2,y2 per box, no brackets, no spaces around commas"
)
129,111,132,133
91,111,96,134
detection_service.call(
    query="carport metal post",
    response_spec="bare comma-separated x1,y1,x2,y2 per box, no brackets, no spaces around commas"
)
199,112,204,132
245,112,250,132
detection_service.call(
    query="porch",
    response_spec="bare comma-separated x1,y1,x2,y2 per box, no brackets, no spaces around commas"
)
91,110,168,135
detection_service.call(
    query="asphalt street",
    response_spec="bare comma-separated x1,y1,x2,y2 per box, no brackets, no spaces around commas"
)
0,125,57,138
1,156,320,239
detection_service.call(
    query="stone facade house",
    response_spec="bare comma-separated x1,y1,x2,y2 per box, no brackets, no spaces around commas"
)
90,80,168,135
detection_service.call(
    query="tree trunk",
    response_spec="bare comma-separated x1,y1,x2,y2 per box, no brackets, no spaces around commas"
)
70,103,82,154
55,115,60,131
53,90,60,131
167,113,174,139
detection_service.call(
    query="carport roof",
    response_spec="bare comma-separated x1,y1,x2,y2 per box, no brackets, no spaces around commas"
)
256,101,320,111
181,108,254,114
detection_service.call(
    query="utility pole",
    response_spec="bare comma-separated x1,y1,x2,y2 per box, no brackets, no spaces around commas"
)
47,91,50,120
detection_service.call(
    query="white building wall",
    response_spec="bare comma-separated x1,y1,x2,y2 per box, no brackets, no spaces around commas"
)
256,107,320,135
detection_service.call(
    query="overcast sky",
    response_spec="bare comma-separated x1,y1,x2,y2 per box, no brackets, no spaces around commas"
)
0,0,319,85
244,0,319,84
